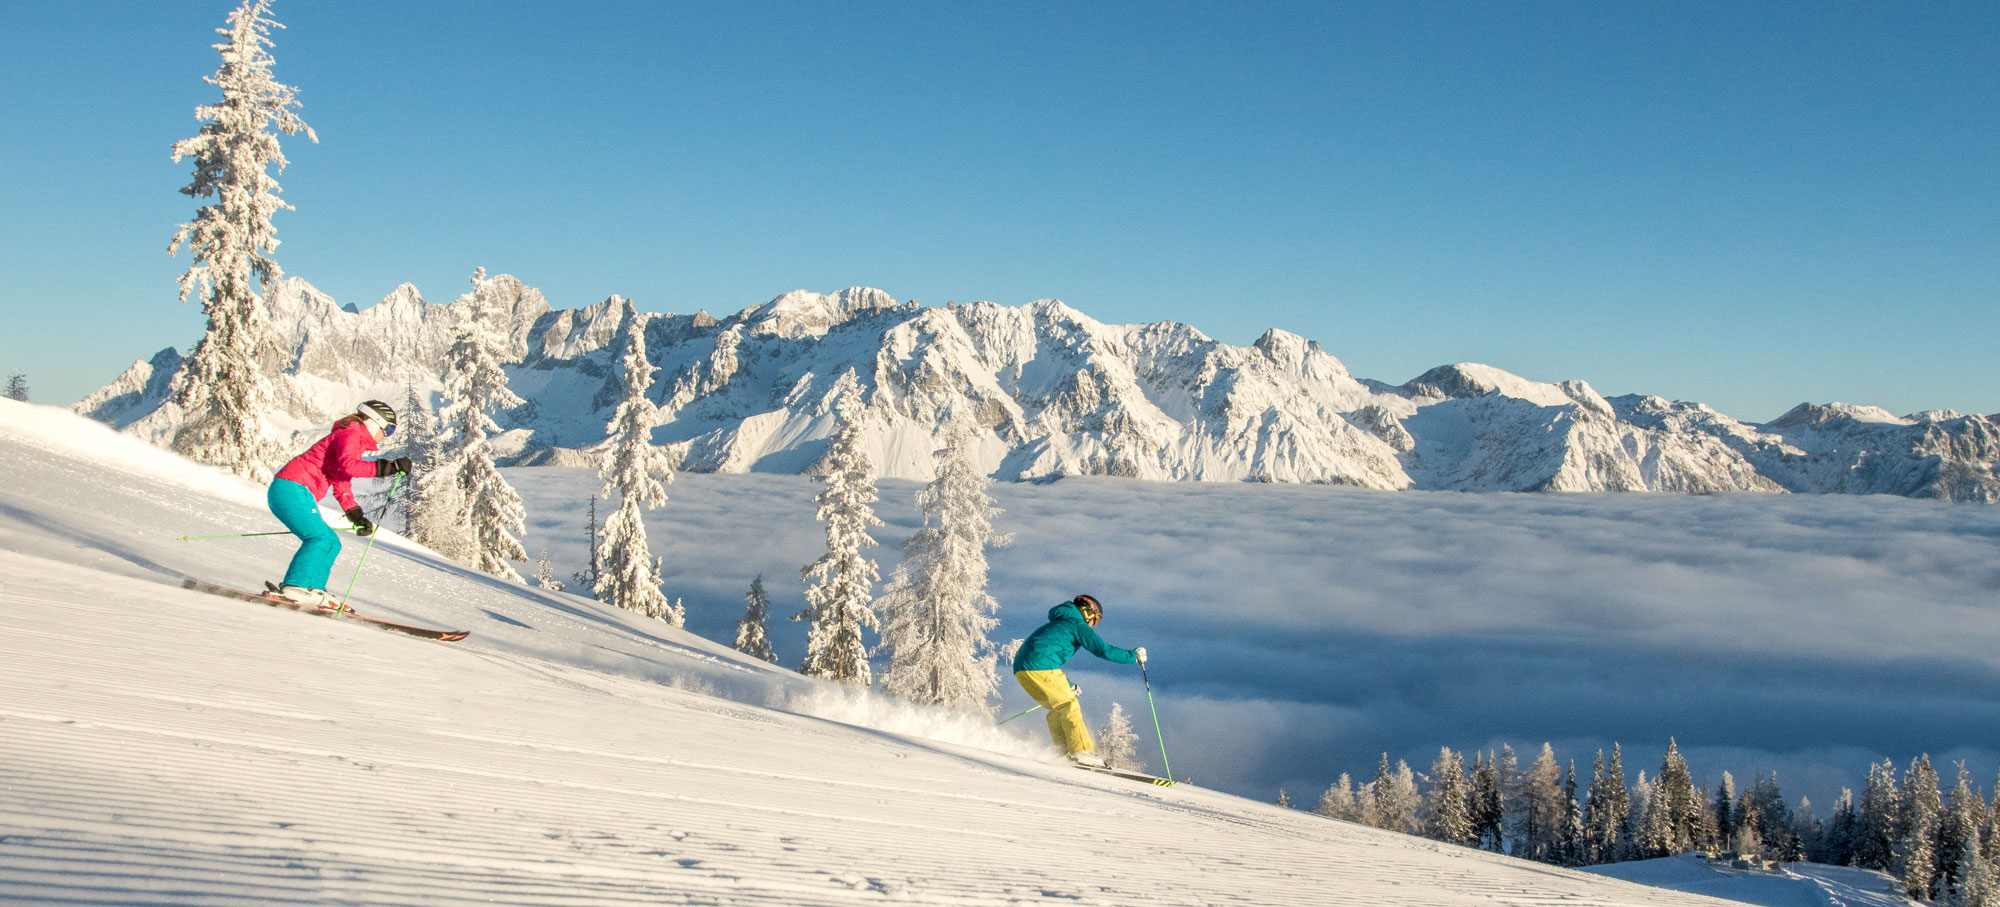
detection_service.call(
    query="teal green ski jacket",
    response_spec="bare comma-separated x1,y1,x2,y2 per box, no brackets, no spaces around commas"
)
1012,602,1138,673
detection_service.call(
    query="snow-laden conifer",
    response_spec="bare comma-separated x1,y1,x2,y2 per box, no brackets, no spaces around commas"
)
4,371,27,402
1519,743,1565,862
876,413,1009,708
1315,774,1360,822
166,0,316,479
386,383,433,535
794,372,882,684
430,269,528,581
1639,739,1704,857
1941,762,1985,898
1098,702,1144,773
1368,753,1421,834
593,309,681,625
1585,746,1634,864
1425,747,1476,847
1471,751,1505,852
1901,755,1944,900
1855,759,1902,871
734,576,778,663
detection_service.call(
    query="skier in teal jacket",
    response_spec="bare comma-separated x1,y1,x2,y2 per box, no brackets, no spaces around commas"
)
1011,594,1146,767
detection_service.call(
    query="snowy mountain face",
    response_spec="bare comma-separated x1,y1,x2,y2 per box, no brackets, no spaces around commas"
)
78,277,2000,501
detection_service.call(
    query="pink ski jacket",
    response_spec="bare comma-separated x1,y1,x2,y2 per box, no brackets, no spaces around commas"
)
274,416,380,510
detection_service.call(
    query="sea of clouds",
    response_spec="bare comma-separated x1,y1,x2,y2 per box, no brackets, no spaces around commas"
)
504,468,2000,809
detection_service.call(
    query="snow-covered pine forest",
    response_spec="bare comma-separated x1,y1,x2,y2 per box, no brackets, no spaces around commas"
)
1301,741,2000,904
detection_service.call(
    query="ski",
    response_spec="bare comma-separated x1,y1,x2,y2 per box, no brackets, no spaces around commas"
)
1075,763,1176,787
180,578,469,642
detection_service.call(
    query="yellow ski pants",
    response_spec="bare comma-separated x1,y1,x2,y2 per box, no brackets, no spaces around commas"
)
1014,669,1094,755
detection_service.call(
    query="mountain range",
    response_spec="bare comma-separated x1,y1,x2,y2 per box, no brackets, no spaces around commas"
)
76,276,1999,501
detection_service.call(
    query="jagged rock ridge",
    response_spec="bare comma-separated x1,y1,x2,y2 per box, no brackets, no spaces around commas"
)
75,277,1999,501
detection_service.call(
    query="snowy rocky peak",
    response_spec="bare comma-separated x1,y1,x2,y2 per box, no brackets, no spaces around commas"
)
1766,401,1910,429
745,287,909,339
76,277,1999,501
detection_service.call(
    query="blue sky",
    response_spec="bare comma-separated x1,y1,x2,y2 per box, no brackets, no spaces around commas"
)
3,1,1994,421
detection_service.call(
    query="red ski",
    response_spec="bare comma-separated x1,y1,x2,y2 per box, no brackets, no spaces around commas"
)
180,578,469,642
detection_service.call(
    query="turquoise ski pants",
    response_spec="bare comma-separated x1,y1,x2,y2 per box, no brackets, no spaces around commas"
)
269,478,341,590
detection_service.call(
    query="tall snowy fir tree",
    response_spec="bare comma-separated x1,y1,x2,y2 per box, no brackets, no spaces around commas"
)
1941,762,1984,898
1585,746,1634,864
1369,754,1421,835
166,0,315,480
1471,751,1505,852
794,373,882,684
1639,739,1705,857
1425,748,1476,847
876,414,1009,709
429,269,529,581
1315,775,1360,822
1519,743,1565,862
733,576,778,663
387,383,433,535
1901,755,1944,900
1855,759,1902,871
593,309,682,625
1098,703,1143,773
1715,773,1738,850
1561,762,1587,866
4,370,27,402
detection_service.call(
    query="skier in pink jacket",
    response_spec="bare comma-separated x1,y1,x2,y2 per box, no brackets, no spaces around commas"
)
267,400,411,607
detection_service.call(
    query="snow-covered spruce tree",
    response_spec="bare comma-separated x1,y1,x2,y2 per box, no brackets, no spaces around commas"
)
1639,739,1705,857
593,310,682,625
1562,761,1587,866
1471,751,1505,852
1941,763,1985,898
733,575,778,663
1901,755,1944,900
1425,748,1476,847
1628,770,1654,858
1276,789,1291,808
4,370,27,402
166,0,315,479
1585,746,1634,864
1314,774,1360,822
1369,754,1421,834
1715,773,1738,851
1099,702,1144,773
1854,759,1902,871
876,413,1010,708
431,268,528,581
1819,788,1858,866
533,549,563,591
385,383,433,535
1519,743,1565,862
1950,845,1998,907
794,372,882,684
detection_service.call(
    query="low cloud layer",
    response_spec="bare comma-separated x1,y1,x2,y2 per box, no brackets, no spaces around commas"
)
512,470,2000,807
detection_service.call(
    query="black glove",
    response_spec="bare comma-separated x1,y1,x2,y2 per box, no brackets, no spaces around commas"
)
344,507,376,537
375,456,413,477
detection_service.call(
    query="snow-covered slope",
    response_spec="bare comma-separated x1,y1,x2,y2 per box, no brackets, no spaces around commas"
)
1587,854,1920,907
0,401,1741,905
76,277,1999,500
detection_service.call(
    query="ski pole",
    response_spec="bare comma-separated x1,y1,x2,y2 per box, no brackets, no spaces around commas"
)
335,474,402,614
176,527,361,541
1141,660,1174,783
996,704,1044,726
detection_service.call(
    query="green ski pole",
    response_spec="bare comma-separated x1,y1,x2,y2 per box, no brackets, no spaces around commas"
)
996,704,1044,726
334,474,402,614
1141,660,1173,783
